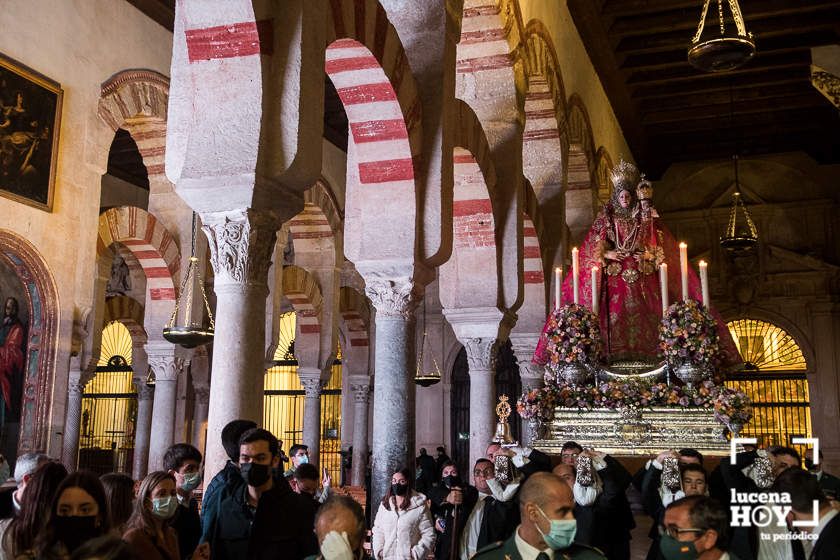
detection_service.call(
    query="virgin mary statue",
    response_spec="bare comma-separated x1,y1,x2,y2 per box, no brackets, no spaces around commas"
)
538,160,739,367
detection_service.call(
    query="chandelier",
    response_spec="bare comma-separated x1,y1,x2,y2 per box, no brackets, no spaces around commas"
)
720,184,758,252
414,300,441,387
688,0,755,72
162,212,215,348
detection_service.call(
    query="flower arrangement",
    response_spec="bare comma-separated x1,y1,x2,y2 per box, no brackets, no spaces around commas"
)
659,299,721,368
516,378,752,428
536,303,602,370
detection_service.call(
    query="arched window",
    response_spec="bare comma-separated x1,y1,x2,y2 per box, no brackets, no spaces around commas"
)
80,321,137,473
725,319,811,455
264,312,343,483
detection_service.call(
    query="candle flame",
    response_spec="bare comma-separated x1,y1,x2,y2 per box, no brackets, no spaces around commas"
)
679,242,687,249
699,260,707,267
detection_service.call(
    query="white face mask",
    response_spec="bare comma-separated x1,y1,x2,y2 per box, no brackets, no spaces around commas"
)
151,495,178,520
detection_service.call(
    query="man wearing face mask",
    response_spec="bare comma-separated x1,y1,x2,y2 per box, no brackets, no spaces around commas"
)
659,496,735,560
428,461,479,560
163,443,203,560
285,444,311,479
472,472,605,560
209,428,319,560
804,449,840,503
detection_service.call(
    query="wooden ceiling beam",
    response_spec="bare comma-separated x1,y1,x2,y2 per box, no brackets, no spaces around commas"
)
638,82,814,114
626,51,808,86
644,106,837,135
642,93,826,124
630,68,806,99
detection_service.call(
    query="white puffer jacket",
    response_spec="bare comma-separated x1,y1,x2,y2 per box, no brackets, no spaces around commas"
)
371,491,435,560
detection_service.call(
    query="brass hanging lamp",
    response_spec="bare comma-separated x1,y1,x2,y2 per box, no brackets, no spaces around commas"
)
414,300,441,387
162,212,215,348
688,0,755,72
720,186,758,252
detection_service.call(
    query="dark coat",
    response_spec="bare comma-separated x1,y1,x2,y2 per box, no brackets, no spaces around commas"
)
471,533,606,560
428,483,479,560
200,461,241,542
171,499,201,559
207,480,318,560
811,513,840,560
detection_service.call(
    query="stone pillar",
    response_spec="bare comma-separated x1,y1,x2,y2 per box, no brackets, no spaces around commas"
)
298,368,323,467
146,348,179,471
365,279,419,511
201,209,279,480
349,378,371,486
464,338,498,469
133,381,154,480
192,384,210,452
60,357,90,470
510,336,545,446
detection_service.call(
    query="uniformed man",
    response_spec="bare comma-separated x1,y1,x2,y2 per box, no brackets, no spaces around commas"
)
471,471,605,560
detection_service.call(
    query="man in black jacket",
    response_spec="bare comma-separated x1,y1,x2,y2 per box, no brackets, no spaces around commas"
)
457,458,520,559
775,467,840,560
207,428,319,560
429,461,478,560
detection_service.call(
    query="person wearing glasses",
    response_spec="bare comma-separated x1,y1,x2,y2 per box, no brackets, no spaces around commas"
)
659,495,736,560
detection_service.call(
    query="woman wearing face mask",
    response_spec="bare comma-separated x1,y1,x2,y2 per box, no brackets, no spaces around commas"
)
31,471,111,558
122,472,180,560
371,468,435,560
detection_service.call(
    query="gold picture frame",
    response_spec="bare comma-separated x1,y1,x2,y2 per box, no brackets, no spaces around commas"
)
0,52,63,212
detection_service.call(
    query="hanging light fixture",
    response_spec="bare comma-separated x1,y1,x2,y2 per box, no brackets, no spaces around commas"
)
414,300,441,387
162,212,215,348
688,0,755,72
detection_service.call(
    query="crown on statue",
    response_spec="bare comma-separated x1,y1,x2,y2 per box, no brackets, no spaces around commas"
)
636,175,653,201
610,159,641,195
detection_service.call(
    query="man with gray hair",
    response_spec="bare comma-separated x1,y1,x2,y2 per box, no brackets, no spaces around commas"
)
308,495,367,560
4,452,49,517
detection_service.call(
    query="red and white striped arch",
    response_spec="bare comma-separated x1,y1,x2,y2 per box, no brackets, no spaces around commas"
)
522,215,543,287
288,203,335,254
103,296,147,344
564,95,597,245
98,70,170,180
282,266,323,336
97,207,180,302
339,287,370,349
453,148,496,252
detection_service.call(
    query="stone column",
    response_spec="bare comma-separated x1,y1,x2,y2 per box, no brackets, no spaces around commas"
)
365,279,419,511
60,356,90,470
146,348,179,471
349,378,371,486
510,336,545,446
298,368,323,467
192,384,210,452
464,338,498,469
133,381,154,480
201,209,279,479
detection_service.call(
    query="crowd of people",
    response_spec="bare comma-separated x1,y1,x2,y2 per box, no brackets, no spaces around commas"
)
0,426,836,560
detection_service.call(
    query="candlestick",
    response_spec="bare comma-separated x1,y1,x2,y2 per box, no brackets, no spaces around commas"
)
699,260,709,306
554,267,561,310
659,263,669,316
591,266,599,314
572,247,579,305
679,242,688,300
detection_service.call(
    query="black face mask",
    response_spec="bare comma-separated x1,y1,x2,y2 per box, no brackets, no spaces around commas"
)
55,515,101,552
240,462,272,487
442,475,462,489
392,483,408,496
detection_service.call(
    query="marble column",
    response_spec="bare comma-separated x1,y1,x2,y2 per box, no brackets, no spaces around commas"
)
510,336,545,446
464,338,498,469
298,367,323,467
349,378,371,486
133,381,154,480
60,356,90,470
365,279,419,512
201,209,279,479
192,384,210,451
146,348,179,471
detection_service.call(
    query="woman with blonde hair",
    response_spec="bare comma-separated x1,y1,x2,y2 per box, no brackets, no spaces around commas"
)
122,471,179,560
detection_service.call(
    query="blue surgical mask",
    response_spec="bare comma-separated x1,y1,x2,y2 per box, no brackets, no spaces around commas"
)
151,495,178,520
298,455,309,465
180,472,201,492
535,505,577,550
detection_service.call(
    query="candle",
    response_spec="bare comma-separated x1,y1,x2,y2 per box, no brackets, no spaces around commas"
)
679,242,688,300
659,263,669,316
591,266,599,314
699,260,709,306
572,247,579,305
554,267,562,310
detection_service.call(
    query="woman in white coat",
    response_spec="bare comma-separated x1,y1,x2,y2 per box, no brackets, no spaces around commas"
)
372,468,435,560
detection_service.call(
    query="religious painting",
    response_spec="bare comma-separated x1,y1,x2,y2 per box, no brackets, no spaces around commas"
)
0,52,63,212
0,257,28,460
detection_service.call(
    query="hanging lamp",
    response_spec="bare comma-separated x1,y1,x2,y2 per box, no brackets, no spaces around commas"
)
414,300,441,387
688,0,755,72
162,212,215,348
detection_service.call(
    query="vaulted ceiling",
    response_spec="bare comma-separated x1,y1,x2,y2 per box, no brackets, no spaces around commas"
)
568,0,840,177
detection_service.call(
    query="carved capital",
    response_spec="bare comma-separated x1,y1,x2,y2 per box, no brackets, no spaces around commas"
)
300,376,324,399
147,352,179,382
202,209,280,287
365,278,421,319
350,383,371,404
67,379,87,398
464,338,497,371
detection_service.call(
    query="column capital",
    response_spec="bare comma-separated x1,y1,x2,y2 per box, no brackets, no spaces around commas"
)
463,337,498,371
67,378,87,397
147,352,180,382
300,377,324,399
349,382,371,404
202,208,281,288
365,277,422,319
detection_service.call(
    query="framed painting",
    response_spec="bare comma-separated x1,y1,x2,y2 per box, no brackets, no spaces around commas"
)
0,52,62,212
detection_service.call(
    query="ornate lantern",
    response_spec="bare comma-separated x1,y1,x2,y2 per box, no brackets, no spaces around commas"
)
414,301,441,387
688,0,755,72
720,182,758,253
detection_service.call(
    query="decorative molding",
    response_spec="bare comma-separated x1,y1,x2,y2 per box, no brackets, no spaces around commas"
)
300,377,324,399
202,209,280,287
464,337,498,371
811,67,840,109
147,352,179,382
365,278,421,319
350,383,371,404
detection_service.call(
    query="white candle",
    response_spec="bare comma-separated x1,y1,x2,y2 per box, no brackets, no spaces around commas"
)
591,266,599,314
554,267,562,310
659,263,669,315
572,247,579,305
699,260,709,307
679,242,689,301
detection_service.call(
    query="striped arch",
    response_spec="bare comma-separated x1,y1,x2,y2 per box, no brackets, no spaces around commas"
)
282,265,323,336
304,179,343,238
338,287,370,349
97,70,170,179
103,296,147,344
288,203,336,254
594,148,614,205
564,95,597,244
97,207,180,302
